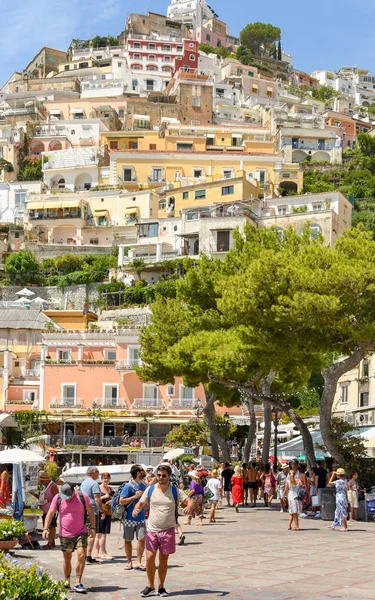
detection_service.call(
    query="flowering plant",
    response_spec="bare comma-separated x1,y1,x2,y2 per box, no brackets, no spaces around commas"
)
0,554,67,599
0,519,25,541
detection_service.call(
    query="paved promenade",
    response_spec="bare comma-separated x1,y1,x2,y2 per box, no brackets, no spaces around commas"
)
12,504,375,599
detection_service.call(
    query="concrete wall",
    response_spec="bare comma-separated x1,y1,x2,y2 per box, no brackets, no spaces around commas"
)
25,243,112,260
0,283,100,310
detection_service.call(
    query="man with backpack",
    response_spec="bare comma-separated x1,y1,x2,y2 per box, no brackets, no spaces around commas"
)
133,463,193,598
42,482,96,594
119,464,147,571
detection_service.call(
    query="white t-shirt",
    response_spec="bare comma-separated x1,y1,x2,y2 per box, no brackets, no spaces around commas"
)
140,484,187,532
206,478,222,502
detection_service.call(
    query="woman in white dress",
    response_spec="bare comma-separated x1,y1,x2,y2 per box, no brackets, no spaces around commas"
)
283,471,301,530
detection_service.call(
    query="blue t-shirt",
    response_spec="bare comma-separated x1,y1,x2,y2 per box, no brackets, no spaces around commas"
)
80,478,101,515
120,481,147,522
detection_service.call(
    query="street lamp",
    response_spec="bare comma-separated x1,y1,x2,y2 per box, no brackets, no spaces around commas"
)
273,406,279,470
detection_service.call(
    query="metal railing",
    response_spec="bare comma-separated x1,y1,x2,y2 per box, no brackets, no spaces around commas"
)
115,359,141,370
49,397,85,408
132,398,167,409
48,434,167,448
168,398,196,409
122,253,179,265
94,397,127,409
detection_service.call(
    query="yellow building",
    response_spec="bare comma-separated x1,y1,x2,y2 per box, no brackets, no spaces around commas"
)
100,123,303,195
103,147,302,196
44,310,97,330
101,123,275,155
157,171,259,218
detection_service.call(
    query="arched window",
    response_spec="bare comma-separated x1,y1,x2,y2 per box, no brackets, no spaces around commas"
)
310,223,322,239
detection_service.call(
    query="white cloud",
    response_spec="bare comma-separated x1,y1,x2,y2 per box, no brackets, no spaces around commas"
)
0,0,123,83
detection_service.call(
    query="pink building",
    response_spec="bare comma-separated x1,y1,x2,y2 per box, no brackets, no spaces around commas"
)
194,18,230,49
40,329,205,446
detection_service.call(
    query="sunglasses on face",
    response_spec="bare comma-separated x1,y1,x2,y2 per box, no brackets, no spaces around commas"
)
157,473,168,478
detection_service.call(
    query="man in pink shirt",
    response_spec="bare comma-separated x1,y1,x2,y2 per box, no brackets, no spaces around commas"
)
43,482,96,594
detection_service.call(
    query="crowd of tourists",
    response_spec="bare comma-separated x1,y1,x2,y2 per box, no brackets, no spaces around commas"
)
34,457,363,595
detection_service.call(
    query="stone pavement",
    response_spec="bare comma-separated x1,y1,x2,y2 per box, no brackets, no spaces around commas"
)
12,504,375,599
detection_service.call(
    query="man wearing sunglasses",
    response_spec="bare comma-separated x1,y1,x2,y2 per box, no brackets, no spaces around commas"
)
133,464,193,597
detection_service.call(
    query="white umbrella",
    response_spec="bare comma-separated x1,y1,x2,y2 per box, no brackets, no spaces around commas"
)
32,297,48,305
163,448,186,460
14,297,28,304
16,288,35,297
0,448,46,464
0,414,18,428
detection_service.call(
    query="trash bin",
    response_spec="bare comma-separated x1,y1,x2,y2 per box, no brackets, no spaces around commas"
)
321,487,336,521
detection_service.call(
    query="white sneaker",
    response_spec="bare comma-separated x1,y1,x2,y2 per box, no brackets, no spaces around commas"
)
315,512,321,518
280,508,284,513
300,513,307,518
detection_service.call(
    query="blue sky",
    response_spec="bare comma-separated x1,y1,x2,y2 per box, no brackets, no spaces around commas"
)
2,0,375,86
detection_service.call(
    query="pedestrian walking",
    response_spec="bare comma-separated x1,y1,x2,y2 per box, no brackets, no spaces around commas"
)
221,462,234,507
120,464,147,571
247,462,259,507
80,466,103,564
298,464,310,518
184,470,204,526
260,463,276,507
276,465,289,513
42,482,96,593
38,470,58,549
283,471,301,531
93,472,114,561
328,468,348,532
313,460,328,517
242,463,250,505
133,463,193,597
231,465,244,513
205,469,222,522
348,471,360,522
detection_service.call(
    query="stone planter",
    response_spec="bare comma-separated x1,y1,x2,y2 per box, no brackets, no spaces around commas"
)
0,539,17,551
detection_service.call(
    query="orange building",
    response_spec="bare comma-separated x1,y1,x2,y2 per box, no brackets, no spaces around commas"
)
39,329,205,447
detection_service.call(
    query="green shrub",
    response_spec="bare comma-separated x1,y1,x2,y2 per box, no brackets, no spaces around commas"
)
0,553,67,599
45,461,59,482
0,519,25,541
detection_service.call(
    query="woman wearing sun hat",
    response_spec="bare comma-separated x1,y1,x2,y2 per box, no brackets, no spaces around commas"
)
328,467,348,532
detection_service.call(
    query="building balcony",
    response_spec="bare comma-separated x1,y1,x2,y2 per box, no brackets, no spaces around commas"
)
49,397,85,409
94,397,128,409
28,211,88,222
168,398,196,409
115,359,141,370
132,398,167,410
129,33,183,43
121,252,180,266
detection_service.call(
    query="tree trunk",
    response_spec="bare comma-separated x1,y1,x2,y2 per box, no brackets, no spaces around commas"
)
203,392,230,462
283,406,316,470
320,342,374,463
262,403,272,465
243,396,256,463
261,371,275,465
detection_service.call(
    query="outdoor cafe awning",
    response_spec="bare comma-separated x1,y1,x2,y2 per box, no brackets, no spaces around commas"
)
44,202,62,209
27,202,44,210
94,210,109,216
61,200,82,209
125,208,138,215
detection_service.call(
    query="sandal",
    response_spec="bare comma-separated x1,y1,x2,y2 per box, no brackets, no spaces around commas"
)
135,565,146,571
124,565,133,570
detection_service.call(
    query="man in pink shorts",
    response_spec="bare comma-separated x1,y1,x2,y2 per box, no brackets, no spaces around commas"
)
133,464,193,597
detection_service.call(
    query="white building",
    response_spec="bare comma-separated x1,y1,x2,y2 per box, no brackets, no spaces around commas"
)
42,147,102,192
0,181,42,223
167,0,217,28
